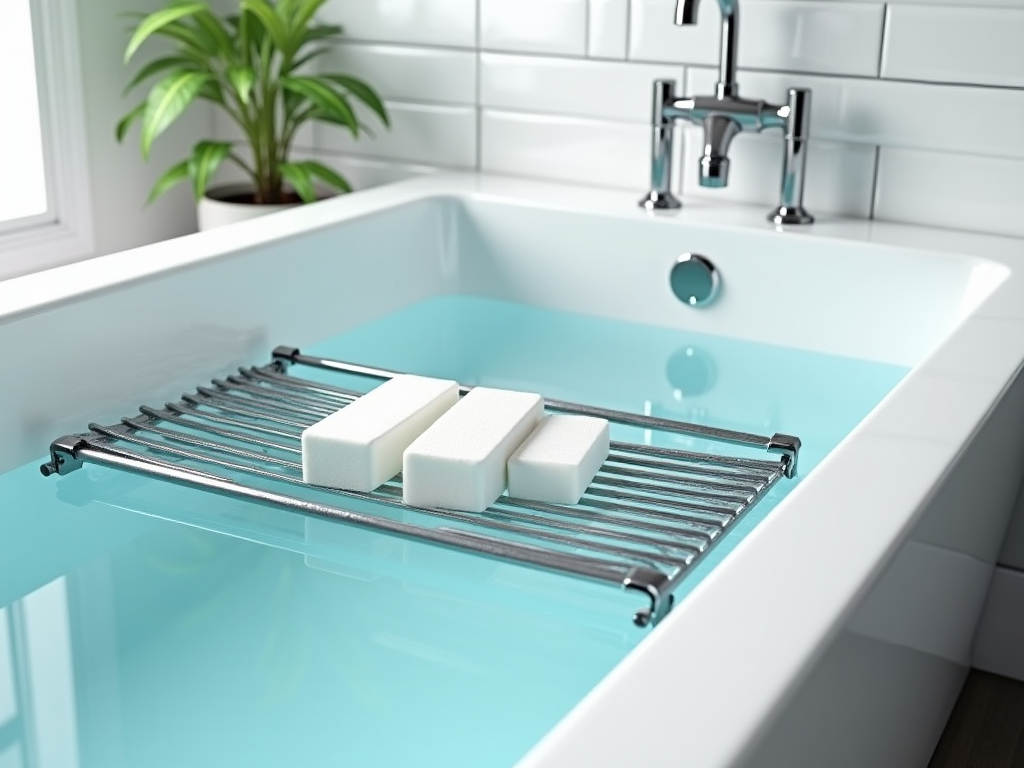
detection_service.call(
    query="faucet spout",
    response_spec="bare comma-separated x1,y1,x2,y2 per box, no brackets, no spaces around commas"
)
639,7,814,222
675,0,739,99
699,114,740,187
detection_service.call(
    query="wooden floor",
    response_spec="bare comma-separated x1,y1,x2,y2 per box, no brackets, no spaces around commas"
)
928,670,1024,768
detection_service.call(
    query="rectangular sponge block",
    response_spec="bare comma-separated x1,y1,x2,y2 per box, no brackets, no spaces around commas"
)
301,374,459,492
403,387,544,512
508,415,610,505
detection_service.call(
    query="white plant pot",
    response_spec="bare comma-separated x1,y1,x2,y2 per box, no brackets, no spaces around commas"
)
197,184,303,231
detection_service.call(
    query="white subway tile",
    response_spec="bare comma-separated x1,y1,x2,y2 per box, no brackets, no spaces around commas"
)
315,101,477,168
874,148,1024,238
213,110,244,144
741,1,884,77
480,0,587,55
680,130,876,218
321,0,476,48
294,122,315,150
879,0,1024,6
322,44,476,104
480,110,652,189
295,150,449,191
882,5,1024,88
629,0,719,65
480,54,681,122
688,67,1024,159
589,0,629,59
630,0,883,75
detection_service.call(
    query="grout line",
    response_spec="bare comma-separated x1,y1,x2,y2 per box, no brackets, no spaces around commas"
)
875,3,889,79
475,0,481,50
585,0,592,57
307,148,456,174
339,37,1024,93
382,97,477,110
868,145,881,220
475,0,482,170
625,0,633,60
481,105,645,127
313,147,472,171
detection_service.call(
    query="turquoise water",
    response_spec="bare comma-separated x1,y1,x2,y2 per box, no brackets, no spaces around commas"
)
0,295,908,768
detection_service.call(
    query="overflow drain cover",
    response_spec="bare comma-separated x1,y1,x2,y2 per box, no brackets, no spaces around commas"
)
670,253,720,307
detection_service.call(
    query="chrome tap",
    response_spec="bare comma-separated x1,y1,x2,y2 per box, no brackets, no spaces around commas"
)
639,0,814,225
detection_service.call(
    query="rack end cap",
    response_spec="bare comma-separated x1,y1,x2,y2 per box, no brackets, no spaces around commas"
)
768,433,801,478
271,346,301,368
41,435,88,477
624,567,675,628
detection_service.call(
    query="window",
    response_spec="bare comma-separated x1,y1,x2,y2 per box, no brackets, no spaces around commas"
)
0,0,93,281
0,0,48,230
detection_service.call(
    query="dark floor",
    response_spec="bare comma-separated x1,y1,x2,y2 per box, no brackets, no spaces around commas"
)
928,670,1024,768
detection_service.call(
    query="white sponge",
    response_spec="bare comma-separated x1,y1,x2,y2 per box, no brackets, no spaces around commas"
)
507,415,610,505
402,387,544,512
301,374,458,492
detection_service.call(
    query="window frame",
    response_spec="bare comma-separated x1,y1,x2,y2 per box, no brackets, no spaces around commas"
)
0,0,94,282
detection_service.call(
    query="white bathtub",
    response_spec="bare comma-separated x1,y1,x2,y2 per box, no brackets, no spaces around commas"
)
3,173,1024,767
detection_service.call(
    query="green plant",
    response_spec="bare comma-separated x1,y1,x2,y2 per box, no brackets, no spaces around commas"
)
116,0,388,205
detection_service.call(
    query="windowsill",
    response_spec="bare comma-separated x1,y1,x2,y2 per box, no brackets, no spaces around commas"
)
0,219,95,283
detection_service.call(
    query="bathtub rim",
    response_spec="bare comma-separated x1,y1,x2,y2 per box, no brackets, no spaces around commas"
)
4,172,1024,768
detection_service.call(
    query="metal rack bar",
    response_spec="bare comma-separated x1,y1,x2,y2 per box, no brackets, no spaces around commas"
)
42,346,799,628
271,346,801,477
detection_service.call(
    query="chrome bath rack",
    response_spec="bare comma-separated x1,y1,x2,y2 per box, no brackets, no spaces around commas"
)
41,346,800,627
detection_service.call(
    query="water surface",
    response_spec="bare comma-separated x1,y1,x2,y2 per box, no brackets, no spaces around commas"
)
0,295,908,768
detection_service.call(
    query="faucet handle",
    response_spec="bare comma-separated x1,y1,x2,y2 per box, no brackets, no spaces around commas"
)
768,87,814,225
640,80,682,210
784,88,811,140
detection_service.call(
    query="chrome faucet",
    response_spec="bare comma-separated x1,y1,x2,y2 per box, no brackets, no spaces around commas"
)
639,0,814,225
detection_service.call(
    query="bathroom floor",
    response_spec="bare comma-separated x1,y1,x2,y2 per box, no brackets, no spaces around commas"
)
928,669,1024,767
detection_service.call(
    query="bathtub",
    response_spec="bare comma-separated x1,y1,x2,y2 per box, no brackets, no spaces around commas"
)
2,173,1023,767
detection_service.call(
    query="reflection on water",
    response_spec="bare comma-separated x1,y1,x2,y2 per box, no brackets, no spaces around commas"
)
1,459,640,768
0,579,79,768
666,346,716,399
0,295,909,767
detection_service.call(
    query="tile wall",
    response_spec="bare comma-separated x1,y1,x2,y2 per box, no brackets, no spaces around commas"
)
219,0,1024,236
213,1,1024,614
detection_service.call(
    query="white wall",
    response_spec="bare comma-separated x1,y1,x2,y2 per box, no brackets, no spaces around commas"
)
292,0,1024,241
77,0,212,257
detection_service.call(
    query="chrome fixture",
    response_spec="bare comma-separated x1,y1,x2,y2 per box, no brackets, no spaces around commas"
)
639,0,814,225
670,253,720,307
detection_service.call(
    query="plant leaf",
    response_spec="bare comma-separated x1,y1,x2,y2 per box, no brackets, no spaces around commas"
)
123,56,196,95
141,70,209,159
322,74,389,126
199,78,226,106
240,0,289,52
289,0,331,39
147,159,190,204
279,162,315,203
187,140,232,199
235,10,264,60
300,23,343,45
192,9,235,59
227,66,255,105
287,45,330,73
124,3,207,63
301,160,351,194
278,0,300,23
281,76,357,135
115,102,147,142
283,88,305,117
151,21,216,59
